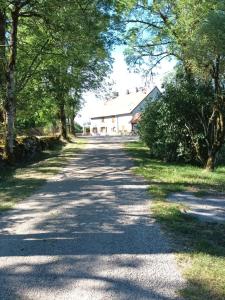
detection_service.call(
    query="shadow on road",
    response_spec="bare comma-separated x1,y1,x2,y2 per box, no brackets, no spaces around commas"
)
0,137,182,300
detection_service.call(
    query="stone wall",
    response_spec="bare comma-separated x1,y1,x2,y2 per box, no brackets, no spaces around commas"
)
0,136,61,163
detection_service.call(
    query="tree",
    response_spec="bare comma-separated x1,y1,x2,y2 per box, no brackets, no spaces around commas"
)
39,12,112,140
0,0,119,160
139,69,216,165
181,1,225,170
0,7,6,132
123,0,225,170
66,90,82,136
0,0,53,161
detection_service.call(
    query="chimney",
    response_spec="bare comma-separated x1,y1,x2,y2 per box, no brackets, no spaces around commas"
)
112,91,119,98
140,87,147,93
126,89,130,95
136,87,139,93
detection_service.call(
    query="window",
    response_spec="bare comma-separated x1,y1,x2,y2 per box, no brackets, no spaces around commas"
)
112,116,115,123
101,117,105,123
100,127,107,133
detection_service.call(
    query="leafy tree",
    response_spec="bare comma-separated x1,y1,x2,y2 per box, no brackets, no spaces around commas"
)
0,0,119,161
139,94,193,163
123,0,225,170
139,69,219,166
0,0,53,160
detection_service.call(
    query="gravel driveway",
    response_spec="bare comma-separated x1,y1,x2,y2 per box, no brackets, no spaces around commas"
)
0,136,184,300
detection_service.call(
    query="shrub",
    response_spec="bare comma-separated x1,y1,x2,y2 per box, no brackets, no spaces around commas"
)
139,72,215,165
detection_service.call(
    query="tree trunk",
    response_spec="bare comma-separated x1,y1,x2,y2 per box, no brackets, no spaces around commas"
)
0,10,6,127
70,112,76,136
204,108,225,171
4,7,19,162
204,56,225,171
0,9,6,95
59,103,67,140
205,152,216,171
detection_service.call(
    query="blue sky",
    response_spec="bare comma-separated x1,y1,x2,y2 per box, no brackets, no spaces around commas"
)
76,46,175,125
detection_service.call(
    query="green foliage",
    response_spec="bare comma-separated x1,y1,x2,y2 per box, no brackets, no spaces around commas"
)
0,0,122,152
15,1,114,130
139,70,217,165
122,0,225,170
74,122,82,133
122,0,219,71
125,141,225,300
139,99,177,162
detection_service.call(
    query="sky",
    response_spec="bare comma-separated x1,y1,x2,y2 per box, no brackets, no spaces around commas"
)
76,47,175,125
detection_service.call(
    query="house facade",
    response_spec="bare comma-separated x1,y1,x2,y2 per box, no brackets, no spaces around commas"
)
90,86,160,135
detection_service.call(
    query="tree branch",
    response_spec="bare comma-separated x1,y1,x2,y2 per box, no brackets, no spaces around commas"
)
125,19,162,30
17,39,49,92
19,11,42,18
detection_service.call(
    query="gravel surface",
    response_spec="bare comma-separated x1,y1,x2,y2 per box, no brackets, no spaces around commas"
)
0,136,185,300
168,192,225,223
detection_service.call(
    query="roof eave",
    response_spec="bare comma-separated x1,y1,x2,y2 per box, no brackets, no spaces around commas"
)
91,112,133,120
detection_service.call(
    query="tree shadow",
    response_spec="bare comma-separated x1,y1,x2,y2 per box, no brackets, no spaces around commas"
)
0,140,184,299
0,256,181,300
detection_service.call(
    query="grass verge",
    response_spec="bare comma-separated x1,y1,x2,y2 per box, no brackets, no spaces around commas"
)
0,138,85,211
125,141,225,300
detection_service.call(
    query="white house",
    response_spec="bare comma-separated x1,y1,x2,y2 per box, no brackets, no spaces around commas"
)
90,86,160,135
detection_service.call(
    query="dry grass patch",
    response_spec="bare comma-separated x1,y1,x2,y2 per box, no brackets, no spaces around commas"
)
0,138,85,211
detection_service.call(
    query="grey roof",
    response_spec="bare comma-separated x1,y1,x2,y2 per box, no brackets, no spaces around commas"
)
91,86,160,119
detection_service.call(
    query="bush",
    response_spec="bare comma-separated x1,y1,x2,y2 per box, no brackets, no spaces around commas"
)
139,99,195,162
139,73,214,165
75,122,83,134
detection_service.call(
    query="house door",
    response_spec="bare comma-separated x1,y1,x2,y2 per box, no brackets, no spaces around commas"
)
100,127,107,134
92,127,98,134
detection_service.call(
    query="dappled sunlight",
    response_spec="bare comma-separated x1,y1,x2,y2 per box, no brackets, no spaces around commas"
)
126,141,225,195
0,140,84,210
0,254,183,300
0,136,184,300
126,141,225,300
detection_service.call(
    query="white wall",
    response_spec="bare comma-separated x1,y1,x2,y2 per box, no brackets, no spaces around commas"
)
117,114,132,133
91,114,132,135
90,88,161,136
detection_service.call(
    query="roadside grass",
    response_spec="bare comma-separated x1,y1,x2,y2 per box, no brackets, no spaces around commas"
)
0,138,85,211
125,141,225,300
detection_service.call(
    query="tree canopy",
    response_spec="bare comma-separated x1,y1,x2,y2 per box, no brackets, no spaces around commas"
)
122,0,225,170
1,0,225,170
0,0,121,161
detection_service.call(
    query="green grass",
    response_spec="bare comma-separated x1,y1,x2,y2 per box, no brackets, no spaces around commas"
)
0,138,85,211
125,141,225,300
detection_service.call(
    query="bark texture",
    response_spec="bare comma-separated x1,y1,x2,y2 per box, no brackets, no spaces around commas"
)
59,103,67,140
4,7,19,161
204,56,225,171
70,111,76,136
0,10,6,122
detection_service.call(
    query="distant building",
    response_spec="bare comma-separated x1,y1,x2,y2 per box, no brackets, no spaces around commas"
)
90,86,160,135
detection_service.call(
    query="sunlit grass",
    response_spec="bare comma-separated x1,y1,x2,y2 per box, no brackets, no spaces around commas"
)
0,138,85,211
126,141,225,197
125,141,225,300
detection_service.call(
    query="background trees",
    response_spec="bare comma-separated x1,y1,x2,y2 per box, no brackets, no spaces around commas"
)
123,0,225,170
1,0,224,169
0,0,118,161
